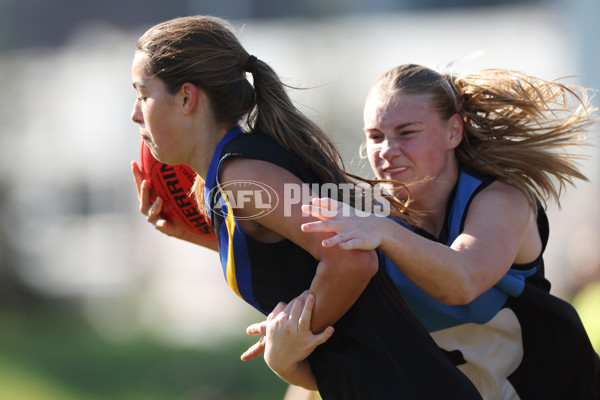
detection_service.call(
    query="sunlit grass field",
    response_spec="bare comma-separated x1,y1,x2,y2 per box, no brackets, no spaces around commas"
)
0,306,286,400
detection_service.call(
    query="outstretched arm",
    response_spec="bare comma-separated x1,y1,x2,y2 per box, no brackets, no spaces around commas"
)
301,181,541,305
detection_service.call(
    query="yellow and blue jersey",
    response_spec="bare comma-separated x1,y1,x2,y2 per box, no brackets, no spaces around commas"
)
203,127,482,400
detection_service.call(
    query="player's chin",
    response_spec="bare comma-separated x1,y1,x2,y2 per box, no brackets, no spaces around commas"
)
389,186,408,201
149,147,171,165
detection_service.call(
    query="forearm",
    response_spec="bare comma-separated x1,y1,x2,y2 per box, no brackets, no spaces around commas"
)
270,359,318,390
378,219,477,304
308,250,377,332
261,293,333,391
301,193,522,306
179,229,219,251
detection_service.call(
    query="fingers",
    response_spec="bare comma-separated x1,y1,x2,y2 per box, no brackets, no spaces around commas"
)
139,180,151,213
240,336,266,361
320,230,363,249
298,293,333,348
137,176,163,224
310,198,362,218
320,234,345,248
133,164,201,242
132,162,159,218
302,204,337,220
301,198,344,220
301,222,359,249
259,293,333,365
137,179,173,235
246,321,267,336
268,302,287,322
131,161,143,196
146,196,163,223
311,197,342,211
287,294,306,324
301,220,335,233
314,326,334,346
338,239,360,250
132,162,165,227
301,293,334,347
297,293,315,332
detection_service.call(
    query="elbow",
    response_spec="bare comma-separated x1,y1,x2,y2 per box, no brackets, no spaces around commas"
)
321,249,378,282
434,282,478,306
442,292,476,306
351,250,379,280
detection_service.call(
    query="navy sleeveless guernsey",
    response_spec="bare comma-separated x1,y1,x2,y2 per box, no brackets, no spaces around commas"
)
385,166,600,399
204,127,481,400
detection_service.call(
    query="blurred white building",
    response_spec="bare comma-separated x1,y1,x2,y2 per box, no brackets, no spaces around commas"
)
0,0,597,347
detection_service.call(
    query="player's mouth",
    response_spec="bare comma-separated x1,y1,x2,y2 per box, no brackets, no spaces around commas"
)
383,166,408,176
141,134,152,144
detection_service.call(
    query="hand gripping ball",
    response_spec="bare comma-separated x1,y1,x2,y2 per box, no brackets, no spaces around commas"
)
139,140,215,238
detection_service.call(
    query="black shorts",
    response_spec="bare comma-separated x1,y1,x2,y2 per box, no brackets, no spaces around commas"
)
308,268,481,400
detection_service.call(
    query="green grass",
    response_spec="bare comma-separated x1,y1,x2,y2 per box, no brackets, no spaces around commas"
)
0,306,286,400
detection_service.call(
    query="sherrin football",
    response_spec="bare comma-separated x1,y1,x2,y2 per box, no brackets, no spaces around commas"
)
139,140,215,238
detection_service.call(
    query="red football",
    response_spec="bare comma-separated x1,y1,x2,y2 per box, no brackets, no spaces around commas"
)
139,140,215,238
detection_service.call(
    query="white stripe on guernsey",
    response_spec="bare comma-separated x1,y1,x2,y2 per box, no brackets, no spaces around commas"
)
431,308,522,400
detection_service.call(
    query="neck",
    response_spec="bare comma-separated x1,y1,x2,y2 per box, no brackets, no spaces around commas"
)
411,163,459,237
187,124,232,180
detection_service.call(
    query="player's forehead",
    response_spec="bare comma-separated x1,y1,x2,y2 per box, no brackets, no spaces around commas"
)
132,51,155,88
364,92,433,130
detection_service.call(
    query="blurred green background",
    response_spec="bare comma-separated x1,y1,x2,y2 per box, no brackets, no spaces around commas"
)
0,305,285,400
0,0,598,399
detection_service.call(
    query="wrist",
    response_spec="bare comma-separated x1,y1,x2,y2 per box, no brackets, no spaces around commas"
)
376,216,396,249
269,359,317,390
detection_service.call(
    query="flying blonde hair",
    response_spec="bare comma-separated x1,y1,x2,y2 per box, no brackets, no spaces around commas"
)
374,64,597,211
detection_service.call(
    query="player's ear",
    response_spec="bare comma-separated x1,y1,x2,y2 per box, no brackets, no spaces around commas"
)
446,113,463,149
180,82,199,115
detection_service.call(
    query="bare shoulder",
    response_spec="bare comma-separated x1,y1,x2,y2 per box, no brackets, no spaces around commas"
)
472,180,531,219
217,157,295,242
217,156,325,253
219,156,278,182
474,181,542,263
467,179,542,258
462,179,534,243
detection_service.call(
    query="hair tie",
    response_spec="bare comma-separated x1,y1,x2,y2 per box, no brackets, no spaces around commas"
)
242,55,257,73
